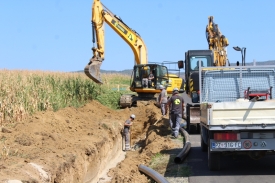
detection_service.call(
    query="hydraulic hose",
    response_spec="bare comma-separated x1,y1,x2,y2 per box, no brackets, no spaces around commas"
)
92,22,95,44
174,127,191,164
138,164,169,183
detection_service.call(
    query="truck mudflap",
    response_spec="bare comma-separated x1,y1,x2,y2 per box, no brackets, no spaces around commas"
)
210,138,275,151
189,106,200,124
186,103,201,133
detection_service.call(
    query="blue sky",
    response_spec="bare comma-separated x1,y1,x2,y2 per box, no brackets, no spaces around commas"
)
1,0,274,72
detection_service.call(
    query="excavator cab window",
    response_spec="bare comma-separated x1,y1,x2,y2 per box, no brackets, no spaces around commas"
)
131,64,168,89
155,65,169,88
141,67,149,88
190,56,212,71
135,67,141,80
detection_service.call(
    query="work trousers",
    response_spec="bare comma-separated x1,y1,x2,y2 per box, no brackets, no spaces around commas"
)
169,113,182,137
124,131,130,150
160,103,167,115
142,78,148,87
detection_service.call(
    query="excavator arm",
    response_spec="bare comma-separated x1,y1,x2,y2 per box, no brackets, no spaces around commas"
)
206,16,229,66
84,0,148,84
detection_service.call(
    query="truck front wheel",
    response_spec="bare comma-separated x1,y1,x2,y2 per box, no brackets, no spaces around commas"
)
208,146,221,171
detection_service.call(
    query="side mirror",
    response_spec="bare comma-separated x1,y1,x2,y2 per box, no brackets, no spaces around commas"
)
178,60,184,69
191,92,200,103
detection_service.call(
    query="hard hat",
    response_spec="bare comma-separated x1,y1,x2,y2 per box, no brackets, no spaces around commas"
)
159,85,164,89
130,114,135,119
173,87,179,93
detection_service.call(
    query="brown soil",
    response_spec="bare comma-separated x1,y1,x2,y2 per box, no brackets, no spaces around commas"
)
0,100,181,183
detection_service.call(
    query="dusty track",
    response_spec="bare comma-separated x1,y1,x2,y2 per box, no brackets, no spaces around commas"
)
0,100,182,183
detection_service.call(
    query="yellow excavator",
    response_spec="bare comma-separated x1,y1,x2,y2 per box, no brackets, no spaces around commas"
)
205,16,229,66
85,0,184,107
184,16,229,132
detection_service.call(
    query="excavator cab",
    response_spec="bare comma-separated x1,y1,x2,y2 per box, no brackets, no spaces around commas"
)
185,50,214,101
119,64,169,108
184,50,214,133
130,64,169,91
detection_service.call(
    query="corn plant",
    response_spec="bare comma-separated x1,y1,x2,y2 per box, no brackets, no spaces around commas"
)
0,70,131,125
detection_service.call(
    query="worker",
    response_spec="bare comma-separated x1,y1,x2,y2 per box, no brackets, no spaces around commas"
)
158,85,168,116
194,60,204,70
148,70,154,87
142,78,148,88
142,69,149,87
123,114,135,151
236,61,240,66
166,88,184,138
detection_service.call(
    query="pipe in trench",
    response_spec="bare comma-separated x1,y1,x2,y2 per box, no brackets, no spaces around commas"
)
174,127,191,164
138,164,169,183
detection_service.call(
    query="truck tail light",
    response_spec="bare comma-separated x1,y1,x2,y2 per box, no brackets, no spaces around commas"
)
214,132,240,141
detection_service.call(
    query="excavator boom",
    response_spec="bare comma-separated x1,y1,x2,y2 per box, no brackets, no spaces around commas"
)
84,0,185,108
206,16,229,66
84,0,148,84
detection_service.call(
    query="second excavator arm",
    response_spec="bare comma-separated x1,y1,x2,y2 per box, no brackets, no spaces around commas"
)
206,16,229,66
84,0,148,84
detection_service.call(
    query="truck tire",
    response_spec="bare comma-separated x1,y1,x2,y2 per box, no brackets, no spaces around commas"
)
201,135,207,152
197,123,201,133
208,146,220,171
189,124,197,134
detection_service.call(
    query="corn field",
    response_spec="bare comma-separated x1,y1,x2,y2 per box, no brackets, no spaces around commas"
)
0,70,131,125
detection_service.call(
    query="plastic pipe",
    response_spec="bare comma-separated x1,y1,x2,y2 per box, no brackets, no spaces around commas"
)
174,127,191,164
138,164,169,183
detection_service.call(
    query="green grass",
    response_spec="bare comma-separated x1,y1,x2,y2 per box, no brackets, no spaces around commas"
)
149,151,191,178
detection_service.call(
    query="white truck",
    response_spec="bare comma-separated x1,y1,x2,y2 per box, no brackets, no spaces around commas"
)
199,65,275,170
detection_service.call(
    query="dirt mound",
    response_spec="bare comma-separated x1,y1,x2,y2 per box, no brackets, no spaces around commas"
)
0,100,177,183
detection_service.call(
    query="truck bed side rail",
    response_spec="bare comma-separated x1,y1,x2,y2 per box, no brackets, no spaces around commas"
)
199,66,275,103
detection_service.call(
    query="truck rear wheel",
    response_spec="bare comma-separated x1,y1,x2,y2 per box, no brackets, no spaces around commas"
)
208,146,220,171
188,124,197,134
197,123,201,133
201,135,207,152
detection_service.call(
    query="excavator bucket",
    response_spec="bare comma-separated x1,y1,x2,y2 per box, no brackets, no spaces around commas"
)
84,57,103,84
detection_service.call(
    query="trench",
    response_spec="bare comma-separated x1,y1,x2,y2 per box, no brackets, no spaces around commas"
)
92,134,126,183
12,101,188,183
84,114,191,183
84,108,169,183
2,100,191,183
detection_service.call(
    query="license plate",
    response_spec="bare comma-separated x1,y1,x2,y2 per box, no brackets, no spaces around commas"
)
212,142,242,149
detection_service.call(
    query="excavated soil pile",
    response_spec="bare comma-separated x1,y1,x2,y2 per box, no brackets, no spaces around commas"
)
0,100,178,183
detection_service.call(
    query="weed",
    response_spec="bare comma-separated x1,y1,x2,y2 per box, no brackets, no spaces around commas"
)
101,123,109,130
151,152,163,162
149,153,191,178
0,136,7,142
178,165,191,177
1,144,10,161
149,153,168,172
